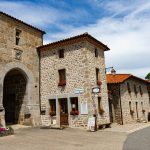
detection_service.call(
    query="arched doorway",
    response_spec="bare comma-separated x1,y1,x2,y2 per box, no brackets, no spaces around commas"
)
3,69,27,124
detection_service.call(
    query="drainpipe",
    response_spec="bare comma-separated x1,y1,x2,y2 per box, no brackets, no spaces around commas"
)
38,49,41,114
119,84,123,125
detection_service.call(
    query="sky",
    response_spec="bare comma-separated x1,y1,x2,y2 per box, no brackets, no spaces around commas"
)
0,0,150,78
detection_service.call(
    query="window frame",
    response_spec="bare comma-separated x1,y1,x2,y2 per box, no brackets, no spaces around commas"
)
15,29,21,46
95,48,98,58
58,49,64,58
58,69,66,86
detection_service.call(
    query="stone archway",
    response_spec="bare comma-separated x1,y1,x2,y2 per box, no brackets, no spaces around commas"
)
3,69,27,124
0,62,36,126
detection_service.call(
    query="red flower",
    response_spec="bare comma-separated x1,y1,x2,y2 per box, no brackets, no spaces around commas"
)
58,80,66,86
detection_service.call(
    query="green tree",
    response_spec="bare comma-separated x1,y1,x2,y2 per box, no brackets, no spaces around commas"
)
145,73,150,80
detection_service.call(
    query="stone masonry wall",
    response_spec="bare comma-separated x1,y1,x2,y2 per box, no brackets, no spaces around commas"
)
0,13,43,126
40,41,110,128
121,79,150,124
107,84,122,124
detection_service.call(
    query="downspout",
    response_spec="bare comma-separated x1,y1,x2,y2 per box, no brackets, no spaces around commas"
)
118,84,123,125
39,49,41,114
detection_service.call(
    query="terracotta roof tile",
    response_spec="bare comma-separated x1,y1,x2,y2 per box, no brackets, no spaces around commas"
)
106,74,131,84
38,33,110,51
107,74,148,84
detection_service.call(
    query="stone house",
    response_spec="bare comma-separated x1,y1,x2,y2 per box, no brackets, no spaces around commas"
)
38,33,110,128
147,80,150,103
0,11,45,126
107,74,150,125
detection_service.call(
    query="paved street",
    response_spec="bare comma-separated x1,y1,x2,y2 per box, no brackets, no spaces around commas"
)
123,126,150,150
0,127,126,150
1,123,150,150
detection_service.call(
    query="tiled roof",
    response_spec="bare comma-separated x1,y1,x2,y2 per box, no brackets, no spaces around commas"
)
38,33,110,51
107,74,131,84
0,11,45,34
107,74,148,84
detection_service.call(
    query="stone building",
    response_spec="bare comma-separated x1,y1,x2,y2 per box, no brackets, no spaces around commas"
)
0,11,45,126
107,74,150,125
38,33,110,128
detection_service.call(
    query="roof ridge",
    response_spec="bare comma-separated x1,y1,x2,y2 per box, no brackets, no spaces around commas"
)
0,11,45,34
38,32,110,51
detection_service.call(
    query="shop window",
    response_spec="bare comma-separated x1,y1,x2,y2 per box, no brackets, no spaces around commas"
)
49,99,56,116
95,48,98,57
98,97,104,115
139,86,143,96
70,97,79,115
96,68,101,86
58,49,64,58
58,69,66,86
15,29,21,45
127,82,131,94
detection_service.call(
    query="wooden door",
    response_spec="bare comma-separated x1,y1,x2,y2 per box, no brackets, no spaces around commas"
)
59,98,68,125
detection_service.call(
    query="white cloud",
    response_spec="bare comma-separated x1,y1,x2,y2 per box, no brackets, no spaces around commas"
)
44,0,150,78
0,0,149,78
0,1,63,27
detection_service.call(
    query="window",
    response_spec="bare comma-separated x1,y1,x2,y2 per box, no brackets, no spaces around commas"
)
129,102,132,110
58,49,64,58
58,69,66,86
129,101,134,115
70,97,79,115
127,82,131,94
95,48,98,57
134,84,138,96
49,99,56,116
139,86,143,96
15,29,21,45
98,97,104,115
96,68,101,85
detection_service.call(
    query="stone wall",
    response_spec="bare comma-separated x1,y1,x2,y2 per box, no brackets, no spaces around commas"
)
107,84,123,124
120,79,150,124
40,40,110,128
0,12,43,126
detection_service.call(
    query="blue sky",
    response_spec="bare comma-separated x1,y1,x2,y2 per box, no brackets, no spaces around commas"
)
0,0,150,78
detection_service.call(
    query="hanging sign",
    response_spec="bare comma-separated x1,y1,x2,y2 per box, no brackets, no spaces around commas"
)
92,87,100,93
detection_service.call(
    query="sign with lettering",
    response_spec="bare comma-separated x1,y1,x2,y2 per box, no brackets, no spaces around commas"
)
87,117,95,131
80,102,88,115
74,88,84,94
92,87,100,93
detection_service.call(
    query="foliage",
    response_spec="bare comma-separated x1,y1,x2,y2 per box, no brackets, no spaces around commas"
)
0,126,14,137
145,73,150,80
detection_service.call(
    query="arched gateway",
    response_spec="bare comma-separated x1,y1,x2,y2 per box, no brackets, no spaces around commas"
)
0,62,38,126
3,69,27,124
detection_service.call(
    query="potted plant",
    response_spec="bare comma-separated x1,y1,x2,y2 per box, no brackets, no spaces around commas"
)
97,80,102,86
70,110,79,115
49,111,56,116
58,80,66,86
99,107,105,115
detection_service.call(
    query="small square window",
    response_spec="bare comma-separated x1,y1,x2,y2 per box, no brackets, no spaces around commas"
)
58,49,64,58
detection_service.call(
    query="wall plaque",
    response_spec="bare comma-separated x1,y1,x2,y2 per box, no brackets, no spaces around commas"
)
80,102,88,115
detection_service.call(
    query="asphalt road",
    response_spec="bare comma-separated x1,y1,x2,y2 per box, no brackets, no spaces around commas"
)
123,126,150,150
